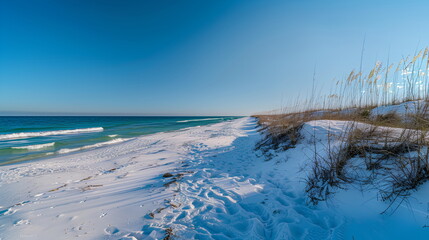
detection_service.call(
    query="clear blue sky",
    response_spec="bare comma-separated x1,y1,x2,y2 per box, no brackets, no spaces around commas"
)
1,0,429,116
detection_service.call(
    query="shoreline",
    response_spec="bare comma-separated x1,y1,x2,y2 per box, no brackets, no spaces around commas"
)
0,117,255,239
0,117,243,167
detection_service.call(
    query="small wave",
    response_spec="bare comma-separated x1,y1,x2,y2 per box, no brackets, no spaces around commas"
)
0,127,104,140
108,134,118,138
57,138,132,154
177,118,222,123
11,142,55,150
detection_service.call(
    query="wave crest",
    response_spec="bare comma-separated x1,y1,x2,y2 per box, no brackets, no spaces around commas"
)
57,138,132,154
177,118,222,123
12,142,56,150
0,127,104,140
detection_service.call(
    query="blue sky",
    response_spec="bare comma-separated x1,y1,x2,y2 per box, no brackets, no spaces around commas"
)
1,0,429,116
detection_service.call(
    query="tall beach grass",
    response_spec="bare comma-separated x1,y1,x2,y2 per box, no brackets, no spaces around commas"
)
254,47,429,211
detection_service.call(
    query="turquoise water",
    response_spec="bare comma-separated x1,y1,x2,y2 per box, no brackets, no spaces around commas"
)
0,116,240,165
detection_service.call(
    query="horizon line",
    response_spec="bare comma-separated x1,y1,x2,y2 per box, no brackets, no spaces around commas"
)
0,113,246,117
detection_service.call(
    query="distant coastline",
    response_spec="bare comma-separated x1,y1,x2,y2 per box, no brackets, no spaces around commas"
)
0,116,241,165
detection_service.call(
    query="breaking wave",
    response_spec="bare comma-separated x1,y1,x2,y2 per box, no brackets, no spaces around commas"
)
11,142,56,150
177,118,222,123
57,138,132,154
0,127,104,140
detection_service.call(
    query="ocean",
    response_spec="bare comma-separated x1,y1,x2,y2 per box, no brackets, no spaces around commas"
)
0,116,240,165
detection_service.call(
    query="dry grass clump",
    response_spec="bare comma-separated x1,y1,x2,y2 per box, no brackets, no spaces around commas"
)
254,114,304,159
382,152,429,201
406,104,429,129
306,124,429,210
374,112,401,125
163,227,174,240
305,155,349,205
379,132,429,203
305,124,363,204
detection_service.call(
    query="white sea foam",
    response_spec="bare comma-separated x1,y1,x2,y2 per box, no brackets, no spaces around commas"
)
177,118,222,123
108,134,118,138
0,127,104,140
57,138,132,154
11,142,56,150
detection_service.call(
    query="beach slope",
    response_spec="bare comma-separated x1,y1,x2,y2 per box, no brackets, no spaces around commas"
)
1,117,429,239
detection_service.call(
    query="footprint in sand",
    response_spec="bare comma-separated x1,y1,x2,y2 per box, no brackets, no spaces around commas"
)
104,226,119,235
2,208,16,216
14,219,30,226
118,236,138,240
122,231,144,239
176,211,188,220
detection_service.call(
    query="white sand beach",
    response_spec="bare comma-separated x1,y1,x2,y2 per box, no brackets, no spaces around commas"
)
1,117,429,239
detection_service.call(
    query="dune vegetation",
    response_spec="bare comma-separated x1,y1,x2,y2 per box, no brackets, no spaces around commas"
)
254,47,429,212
